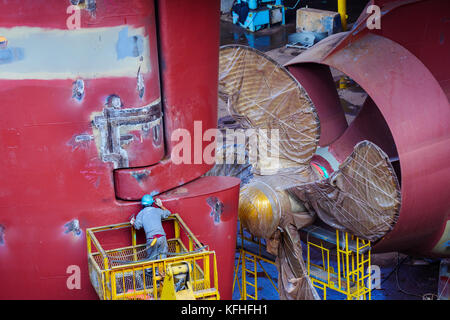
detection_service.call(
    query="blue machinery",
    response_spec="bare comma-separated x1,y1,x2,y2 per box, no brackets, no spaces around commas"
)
232,0,286,32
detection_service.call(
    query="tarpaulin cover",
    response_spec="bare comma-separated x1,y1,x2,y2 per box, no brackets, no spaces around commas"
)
289,141,401,242
203,131,254,185
273,216,320,300
218,45,401,241
239,181,319,300
218,45,320,174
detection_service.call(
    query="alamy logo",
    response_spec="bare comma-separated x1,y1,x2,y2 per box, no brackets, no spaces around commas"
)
170,121,280,172
66,5,82,30
366,5,381,30
367,265,381,290
66,265,81,290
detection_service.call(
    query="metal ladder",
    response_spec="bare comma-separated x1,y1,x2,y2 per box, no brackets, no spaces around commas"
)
304,225,372,300
233,224,279,300
242,251,258,300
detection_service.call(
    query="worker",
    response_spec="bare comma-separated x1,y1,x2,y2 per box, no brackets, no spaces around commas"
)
130,194,172,261
0,36,7,49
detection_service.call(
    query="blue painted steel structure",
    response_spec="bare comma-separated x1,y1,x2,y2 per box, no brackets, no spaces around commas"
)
232,0,285,32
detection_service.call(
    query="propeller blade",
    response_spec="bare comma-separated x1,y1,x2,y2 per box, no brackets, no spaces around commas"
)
218,45,320,172
290,140,401,241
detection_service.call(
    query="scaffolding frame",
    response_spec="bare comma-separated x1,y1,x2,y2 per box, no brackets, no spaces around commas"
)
304,226,372,300
233,224,279,300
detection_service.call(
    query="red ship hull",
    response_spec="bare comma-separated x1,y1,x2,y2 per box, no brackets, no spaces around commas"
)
0,0,240,299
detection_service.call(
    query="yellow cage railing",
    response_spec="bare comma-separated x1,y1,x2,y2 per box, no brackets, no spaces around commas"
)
86,214,219,300
233,223,279,300
304,226,372,300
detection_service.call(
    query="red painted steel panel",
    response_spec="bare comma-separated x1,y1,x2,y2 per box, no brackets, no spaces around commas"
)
288,63,348,147
0,0,164,299
374,0,450,95
114,158,217,200
0,0,158,29
114,0,221,200
0,0,238,300
328,97,398,162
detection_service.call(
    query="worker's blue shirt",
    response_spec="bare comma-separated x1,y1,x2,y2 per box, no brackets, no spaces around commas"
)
134,206,171,240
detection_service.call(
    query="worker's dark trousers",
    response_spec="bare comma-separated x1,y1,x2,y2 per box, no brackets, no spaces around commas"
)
146,236,168,260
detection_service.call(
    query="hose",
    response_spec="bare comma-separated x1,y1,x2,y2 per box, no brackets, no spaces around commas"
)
285,0,302,10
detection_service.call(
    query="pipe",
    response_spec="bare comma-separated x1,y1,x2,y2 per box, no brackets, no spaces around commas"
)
338,0,347,88
338,0,347,31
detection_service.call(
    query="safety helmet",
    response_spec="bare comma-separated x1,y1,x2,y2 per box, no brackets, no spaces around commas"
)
141,194,154,206
0,36,7,49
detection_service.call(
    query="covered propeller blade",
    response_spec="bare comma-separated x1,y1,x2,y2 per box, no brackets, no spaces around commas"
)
290,140,401,242
215,44,405,299
218,45,320,173
217,45,401,243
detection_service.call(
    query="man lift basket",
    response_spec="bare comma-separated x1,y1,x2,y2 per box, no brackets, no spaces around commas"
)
86,214,220,300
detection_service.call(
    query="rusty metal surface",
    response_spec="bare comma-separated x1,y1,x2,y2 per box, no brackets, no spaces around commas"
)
286,0,450,257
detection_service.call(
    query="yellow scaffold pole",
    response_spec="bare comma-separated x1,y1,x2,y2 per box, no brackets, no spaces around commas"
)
338,0,347,31
338,0,348,89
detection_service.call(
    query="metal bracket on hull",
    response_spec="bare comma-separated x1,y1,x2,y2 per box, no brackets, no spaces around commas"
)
64,219,81,236
0,224,5,245
72,79,85,101
207,197,224,224
92,97,162,169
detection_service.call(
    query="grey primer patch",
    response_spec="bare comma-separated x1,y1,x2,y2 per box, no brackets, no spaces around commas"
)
137,66,145,99
64,219,81,236
207,197,224,224
72,79,85,101
67,133,93,151
116,27,144,60
152,123,162,146
92,96,162,168
131,170,150,183
0,47,24,65
85,0,96,11
0,25,150,80
90,268,100,290
0,224,4,245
